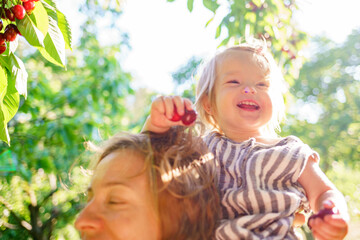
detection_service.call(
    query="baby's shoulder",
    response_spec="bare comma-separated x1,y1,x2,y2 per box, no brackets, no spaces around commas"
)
256,135,302,146
281,135,307,146
278,136,319,161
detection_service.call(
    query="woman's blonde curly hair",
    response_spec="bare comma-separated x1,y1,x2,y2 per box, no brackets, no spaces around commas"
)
93,125,220,240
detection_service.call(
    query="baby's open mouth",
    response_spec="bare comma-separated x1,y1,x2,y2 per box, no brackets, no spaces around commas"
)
237,101,260,110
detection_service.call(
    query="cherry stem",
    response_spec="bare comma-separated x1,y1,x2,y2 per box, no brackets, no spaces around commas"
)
1,0,7,16
10,0,17,6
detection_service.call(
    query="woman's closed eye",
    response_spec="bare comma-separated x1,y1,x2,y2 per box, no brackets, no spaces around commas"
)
86,189,94,203
108,197,126,205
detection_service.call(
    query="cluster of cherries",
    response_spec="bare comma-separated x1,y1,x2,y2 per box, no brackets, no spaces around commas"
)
0,0,39,54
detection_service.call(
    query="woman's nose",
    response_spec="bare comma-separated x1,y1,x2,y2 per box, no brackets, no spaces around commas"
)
243,86,255,94
75,202,103,233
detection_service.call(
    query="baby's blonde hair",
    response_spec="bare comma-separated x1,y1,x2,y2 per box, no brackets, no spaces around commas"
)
195,38,287,137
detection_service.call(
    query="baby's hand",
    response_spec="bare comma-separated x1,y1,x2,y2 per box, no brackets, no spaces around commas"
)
171,105,197,125
308,200,349,240
143,96,195,133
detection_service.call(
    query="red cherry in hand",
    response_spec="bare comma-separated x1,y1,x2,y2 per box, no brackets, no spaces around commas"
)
170,106,197,125
307,207,337,229
12,5,26,20
182,109,197,125
170,105,182,122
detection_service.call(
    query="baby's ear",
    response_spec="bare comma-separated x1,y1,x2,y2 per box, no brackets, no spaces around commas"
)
202,95,212,115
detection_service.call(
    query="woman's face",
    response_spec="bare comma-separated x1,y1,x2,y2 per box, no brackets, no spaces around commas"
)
75,150,160,240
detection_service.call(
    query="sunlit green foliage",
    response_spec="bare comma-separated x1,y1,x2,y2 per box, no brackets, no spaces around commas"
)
0,0,359,239
283,29,360,171
0,0,72,144
0,2,139,239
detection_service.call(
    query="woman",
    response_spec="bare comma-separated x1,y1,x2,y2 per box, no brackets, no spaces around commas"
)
75,126,220,240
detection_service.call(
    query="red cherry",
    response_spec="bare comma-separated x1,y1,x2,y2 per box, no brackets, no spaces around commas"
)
4,24,18,42
23,1,36,14
170,105,197,125
170,105,182,122
0,20,3,31
181,109,197,125
0,33,5,45
21,0,31,2
12,5,26,20
0,43,6,54
15,26,22,36
5,9,16,21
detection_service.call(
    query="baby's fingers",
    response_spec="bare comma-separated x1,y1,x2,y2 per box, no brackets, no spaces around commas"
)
183,98,195,111
311,217,347,240
172,96,194,116
323,214,348,235
312,229,337,240
149,97,168,120
161,96,188,119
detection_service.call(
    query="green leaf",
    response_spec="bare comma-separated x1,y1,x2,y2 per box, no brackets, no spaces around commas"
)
9,53,28,98
37,16,66,68
205,16,215,27
215,25,222,38
56,10,72,50
0,56,10,70
0,66,20,145
167,0,176,2
42,0,57,20
218,37,230,47
16,15,45,47
187,0,194,12
42,0,72,50
202,0,219,13
29,1,49,36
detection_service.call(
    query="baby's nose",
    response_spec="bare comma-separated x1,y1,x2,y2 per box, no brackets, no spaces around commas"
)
243,86,255,94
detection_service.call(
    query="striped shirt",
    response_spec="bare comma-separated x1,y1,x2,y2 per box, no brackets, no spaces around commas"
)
205,132,318,240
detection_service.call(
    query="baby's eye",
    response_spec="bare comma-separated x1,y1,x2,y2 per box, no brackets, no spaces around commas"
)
257,82,269,87
227,80,240,84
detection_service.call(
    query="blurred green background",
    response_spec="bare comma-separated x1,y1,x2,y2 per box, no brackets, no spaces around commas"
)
1,0,359,239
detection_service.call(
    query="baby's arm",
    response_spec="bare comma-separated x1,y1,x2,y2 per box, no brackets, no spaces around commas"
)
142,96,195,133
298,155,349,240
